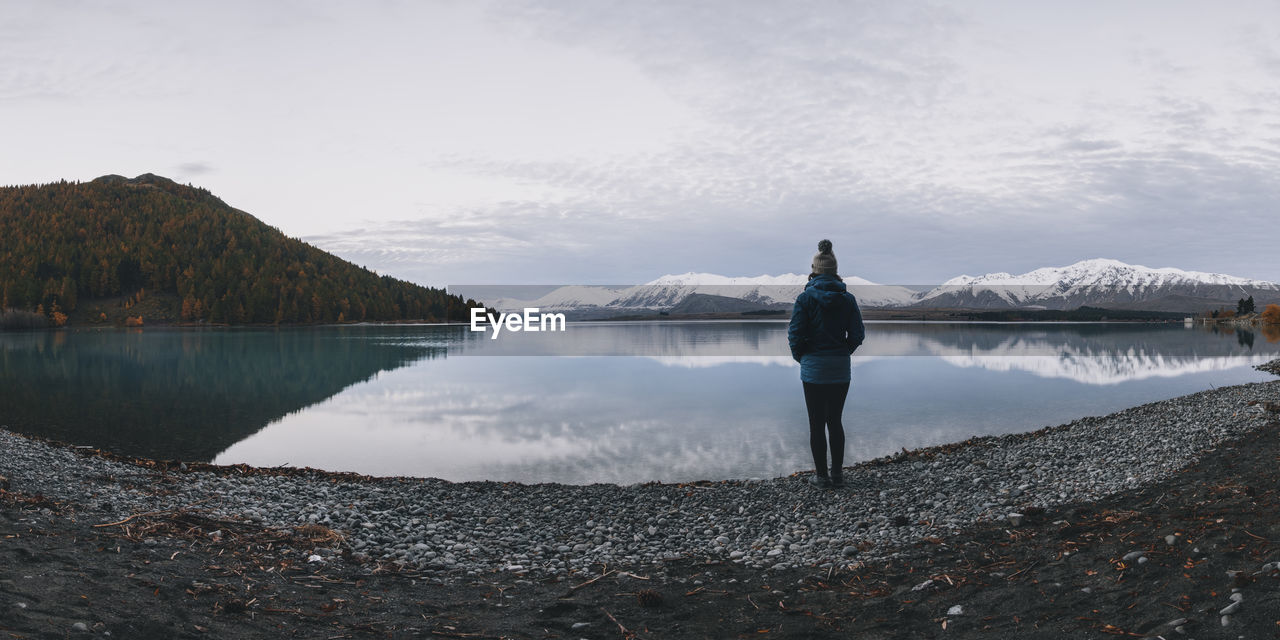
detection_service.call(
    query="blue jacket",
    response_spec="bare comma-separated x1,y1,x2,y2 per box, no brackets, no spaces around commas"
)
788,275,865,384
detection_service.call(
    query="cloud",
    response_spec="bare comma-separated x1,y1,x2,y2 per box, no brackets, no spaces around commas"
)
6,1,1278,284
350,0,1274,283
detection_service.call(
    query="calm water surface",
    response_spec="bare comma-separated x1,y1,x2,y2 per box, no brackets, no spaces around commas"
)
1,322,1275,483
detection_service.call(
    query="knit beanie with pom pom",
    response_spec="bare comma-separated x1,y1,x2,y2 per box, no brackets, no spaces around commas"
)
811,239,838,275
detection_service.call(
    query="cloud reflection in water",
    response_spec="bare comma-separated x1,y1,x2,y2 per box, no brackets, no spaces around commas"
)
216,323,1278,483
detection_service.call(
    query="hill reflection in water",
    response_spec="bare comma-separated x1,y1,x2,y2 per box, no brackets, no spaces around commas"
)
3,322,1274,482
0,327,442,461
208,322,1276,483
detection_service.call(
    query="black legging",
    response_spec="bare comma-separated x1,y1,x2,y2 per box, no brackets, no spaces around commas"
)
802,381,849,476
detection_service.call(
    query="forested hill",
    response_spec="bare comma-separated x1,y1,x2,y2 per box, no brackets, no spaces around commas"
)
0,174,483,325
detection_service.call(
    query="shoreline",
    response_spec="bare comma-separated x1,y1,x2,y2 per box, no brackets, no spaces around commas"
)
4,372,1275,490
2,316,1208,331
2,364,1279,637
3,374,1278,579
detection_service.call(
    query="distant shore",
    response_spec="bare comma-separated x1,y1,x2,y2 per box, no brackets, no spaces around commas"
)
2,361,1278,637
1,301,1253,328
0,317,467,331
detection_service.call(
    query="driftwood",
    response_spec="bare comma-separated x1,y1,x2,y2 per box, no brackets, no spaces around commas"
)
601,608,634,638
569,568,616,591
92,498,214,528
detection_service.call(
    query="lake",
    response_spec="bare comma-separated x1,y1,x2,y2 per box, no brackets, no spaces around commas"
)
1,321,1276,484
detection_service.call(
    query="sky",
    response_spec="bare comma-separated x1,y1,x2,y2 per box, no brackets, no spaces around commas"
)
2,0,1278,286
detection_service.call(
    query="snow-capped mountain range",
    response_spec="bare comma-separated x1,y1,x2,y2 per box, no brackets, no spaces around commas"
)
490,273,919,312
915,259,1278,310
488,259,1278,313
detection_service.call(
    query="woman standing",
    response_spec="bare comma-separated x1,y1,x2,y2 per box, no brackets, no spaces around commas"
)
787,239,865,489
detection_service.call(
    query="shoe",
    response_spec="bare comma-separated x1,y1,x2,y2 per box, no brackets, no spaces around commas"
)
830,470,845,488
808,475,831,489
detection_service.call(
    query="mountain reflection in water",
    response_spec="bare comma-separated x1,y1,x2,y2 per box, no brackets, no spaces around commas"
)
0,327,439,461
2,322,1275,483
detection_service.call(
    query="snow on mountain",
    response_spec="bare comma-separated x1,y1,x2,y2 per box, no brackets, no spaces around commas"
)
489,259,1277,313
645,272,889,288
492,272,917,311
643,272,808,287
635,272,919,308
936,258,1273,288
915,258,1280,310
614,273,799,309
491,285,626,311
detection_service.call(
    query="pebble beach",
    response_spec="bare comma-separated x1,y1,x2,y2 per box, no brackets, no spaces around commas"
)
3,368,1278,582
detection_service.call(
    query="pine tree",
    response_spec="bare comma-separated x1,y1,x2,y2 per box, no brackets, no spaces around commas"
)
0,175,484,324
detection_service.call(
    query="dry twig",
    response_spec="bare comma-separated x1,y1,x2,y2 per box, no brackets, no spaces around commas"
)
570,569,617,591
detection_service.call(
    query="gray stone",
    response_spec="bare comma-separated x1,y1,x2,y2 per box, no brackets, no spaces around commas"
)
2,376,1277,585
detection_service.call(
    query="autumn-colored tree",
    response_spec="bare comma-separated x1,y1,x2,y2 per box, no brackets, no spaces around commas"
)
0,174,485,324
49,301,68,327
1262,304,1280,325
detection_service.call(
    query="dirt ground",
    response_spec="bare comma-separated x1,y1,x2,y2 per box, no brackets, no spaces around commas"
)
5,415,1280,639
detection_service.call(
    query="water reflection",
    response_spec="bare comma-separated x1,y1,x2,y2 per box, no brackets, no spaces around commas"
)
216,322,1277,483
0,327,438,460
2,322,1276,483
452,320,1278,360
